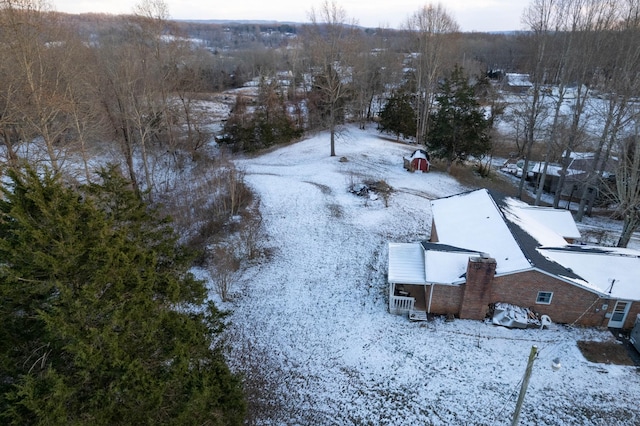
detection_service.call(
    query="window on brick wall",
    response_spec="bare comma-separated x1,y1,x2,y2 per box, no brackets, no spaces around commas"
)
536,291,553,304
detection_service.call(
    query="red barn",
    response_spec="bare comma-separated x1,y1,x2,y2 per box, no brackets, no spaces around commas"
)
408,150,430,172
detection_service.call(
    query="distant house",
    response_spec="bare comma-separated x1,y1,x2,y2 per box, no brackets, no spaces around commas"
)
388,189,640,330
527,161,584,194
526,151,617,205
503,73,533,93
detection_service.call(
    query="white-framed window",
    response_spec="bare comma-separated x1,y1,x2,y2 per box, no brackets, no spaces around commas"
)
536,291,553,305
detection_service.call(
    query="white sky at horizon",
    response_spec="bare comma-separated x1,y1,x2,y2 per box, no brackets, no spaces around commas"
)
53,0,531,32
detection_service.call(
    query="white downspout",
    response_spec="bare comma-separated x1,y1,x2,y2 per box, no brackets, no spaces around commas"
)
427,284,434,314
389,282,395,312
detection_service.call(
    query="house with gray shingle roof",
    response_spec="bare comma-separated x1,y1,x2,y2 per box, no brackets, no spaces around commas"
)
388,189,640,329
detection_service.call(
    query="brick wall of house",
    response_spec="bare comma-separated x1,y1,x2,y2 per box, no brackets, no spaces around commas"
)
459,256,497,320
491,270,609,327
400,253,639,329
429,284,463,315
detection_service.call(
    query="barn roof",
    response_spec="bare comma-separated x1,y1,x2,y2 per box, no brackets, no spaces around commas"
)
409,149,429,160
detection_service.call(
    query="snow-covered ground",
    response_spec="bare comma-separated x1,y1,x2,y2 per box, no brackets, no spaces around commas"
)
213,126,640,425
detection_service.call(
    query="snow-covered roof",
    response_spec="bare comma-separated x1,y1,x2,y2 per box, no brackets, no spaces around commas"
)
568,151,595,160
539,246,640,300
428,189,640,301
409,150,429,161
566,151,618,174
430,189,532,275
505,73,532,87
529,161,583,177
388,243,426,284
425,249,478,284
505,201,581,241
496,195,640,300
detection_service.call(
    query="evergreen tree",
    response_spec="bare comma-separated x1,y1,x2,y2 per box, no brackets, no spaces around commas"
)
378,92,417,142
253,79,303,148
221,80,302,152
427,65,491,172
0,166,245,425
220,94,256,152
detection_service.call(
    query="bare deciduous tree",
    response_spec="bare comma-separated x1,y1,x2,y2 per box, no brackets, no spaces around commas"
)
576,0,640,220
0,0,76,172
349,30,403,130
304,0,358,156
65,35,111,182
517,0,554,199
610,130,640,247
93,0,191,196
405,3,459,146
550,0,617,208
211,245,241,302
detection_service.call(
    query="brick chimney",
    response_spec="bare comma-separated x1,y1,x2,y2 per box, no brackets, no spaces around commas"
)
459,255,497,320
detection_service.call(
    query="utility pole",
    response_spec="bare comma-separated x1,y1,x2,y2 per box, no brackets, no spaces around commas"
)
512,345,538,426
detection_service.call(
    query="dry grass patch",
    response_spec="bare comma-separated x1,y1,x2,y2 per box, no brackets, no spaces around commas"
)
577,340,636,366
431,160,536,202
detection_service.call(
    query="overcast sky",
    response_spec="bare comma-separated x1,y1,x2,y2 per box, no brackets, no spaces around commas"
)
54,0,531,32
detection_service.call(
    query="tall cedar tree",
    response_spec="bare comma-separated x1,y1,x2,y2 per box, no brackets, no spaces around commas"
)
427,65,491,172
0,166,245,425
379,92,417,142
221,80,302,152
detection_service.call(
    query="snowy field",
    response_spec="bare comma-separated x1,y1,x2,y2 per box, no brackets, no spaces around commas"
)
212,126,640,425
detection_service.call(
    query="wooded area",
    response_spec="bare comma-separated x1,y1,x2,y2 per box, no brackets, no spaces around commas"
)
0,1,638,237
